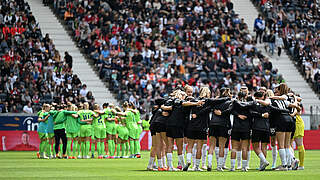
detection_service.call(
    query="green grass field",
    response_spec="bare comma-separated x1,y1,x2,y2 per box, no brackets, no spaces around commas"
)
0,150,320,180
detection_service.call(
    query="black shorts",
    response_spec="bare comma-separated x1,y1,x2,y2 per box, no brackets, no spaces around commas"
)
209,125,229,138
166,126,184,138
186,130,207,140
231,131,250,141
276,115,295,132
154,123,167,133
252,130,269,143
150,126,156,136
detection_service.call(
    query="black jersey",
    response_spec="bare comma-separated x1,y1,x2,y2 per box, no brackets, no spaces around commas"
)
271,97,293,125
167,99,187,128
155,98,173,125
229,100,252,133
184,96,195,129
209,99,233,128
287,95,296,114
269,99,279,128
249,102,289,132
187,97,209,132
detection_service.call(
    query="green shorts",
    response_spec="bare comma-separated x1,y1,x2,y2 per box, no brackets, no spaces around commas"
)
47,133,55,138
106,122,117,135
95,126,107,139
128,128,138,139
38,132,47,139
80,125,93,137
118,126,129,140
67,132,78,138
136,127,142,139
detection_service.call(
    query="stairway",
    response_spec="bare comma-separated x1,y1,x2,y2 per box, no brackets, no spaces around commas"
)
27,0,118,106
232,0,320,114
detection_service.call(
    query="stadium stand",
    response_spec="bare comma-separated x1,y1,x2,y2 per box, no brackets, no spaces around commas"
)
252,0,320,92
0,0,92,113
51,0,285,115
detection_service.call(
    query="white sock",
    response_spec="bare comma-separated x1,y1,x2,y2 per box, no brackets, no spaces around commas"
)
167,153,173,168
218,157,223,168
215,147,219,164
182,143,187,155
223,148,229,166
272,146,277,167
208,154,213,167
178,155,185,167
202,144,207,165
158,159,163,168
186,153,192,164
285,148,291,166
195,159,201,168
258,152,267,163
236,151,241,168
231,159,236,169
153,160,157,167
242,160,247,169
279,149,287,166
290,147,295,157
289,147,295,161
148,157,155,168
247,150,251,168
162,157,166,167
192,144,197,166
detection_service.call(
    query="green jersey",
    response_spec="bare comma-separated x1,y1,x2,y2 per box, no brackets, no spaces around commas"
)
93,112,105,128
125,110,137,129
77,110,94,125
62,111,80,133
102,108,114,124
133,110,141,123
53,110,66,130
38,111,48,133
47,110,58,133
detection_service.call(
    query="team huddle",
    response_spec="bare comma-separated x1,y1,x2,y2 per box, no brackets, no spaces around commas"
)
37,101,144,159
147,83,305,172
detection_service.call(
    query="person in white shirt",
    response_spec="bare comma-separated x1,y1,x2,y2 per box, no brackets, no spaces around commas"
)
79,84,88,97
23,102,33,114
194,2,203,14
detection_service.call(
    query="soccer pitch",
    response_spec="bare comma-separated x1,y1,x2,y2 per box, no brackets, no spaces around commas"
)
1,151,320,180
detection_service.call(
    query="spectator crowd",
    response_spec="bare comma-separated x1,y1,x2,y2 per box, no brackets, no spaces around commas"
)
0,0,93,113
252,0,320,92
52,0,286,116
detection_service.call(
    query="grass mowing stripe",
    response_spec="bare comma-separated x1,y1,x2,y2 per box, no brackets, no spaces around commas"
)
0,150,319,180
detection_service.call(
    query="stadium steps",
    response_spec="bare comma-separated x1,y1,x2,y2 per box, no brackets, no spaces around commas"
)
27,0,119,106
232,0,320,114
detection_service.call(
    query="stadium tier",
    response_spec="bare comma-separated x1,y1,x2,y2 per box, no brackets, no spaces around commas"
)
252,0,320,92
0,0,92,113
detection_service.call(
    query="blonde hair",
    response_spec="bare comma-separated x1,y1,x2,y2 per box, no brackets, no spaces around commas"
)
83,102,89,110
184,85,193,92
199,86,211,98
266,89,274,98
93,103,100,110
175,90,186,100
